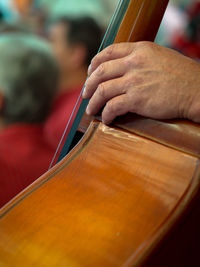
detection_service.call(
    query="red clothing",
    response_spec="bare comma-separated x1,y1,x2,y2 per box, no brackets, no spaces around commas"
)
44,87,82,150
0,124,55,207
173,36,200,60
171,2,200,60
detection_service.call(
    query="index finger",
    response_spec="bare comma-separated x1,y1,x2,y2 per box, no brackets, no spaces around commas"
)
88,42,135,76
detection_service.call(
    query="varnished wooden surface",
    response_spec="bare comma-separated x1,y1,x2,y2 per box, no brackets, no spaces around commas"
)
114,114,200,157
0,121,199,266
1,1,199,266
78,113,93,133
115,0,169,43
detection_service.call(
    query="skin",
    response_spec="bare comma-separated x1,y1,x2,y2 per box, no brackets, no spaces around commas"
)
49,23,87,92
83,41,200,124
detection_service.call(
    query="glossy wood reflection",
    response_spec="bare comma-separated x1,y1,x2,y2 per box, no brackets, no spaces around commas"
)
1,1,200,266
115,0,169,43
0,121,199,266
115,114,200,157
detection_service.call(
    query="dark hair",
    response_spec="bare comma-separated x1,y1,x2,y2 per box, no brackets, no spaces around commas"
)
52,16,103,66
0,22,27,34
0,33,58,124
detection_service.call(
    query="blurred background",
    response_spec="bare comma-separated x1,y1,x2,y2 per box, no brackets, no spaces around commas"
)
0,0,199,207
0,0,199,58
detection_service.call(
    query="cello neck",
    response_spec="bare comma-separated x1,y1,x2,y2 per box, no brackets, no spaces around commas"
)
115,0,169,43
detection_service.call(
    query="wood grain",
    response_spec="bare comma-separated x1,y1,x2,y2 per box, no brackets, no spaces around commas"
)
114,114,200,157
0,121,199,266
1,1,199,266
115,0,169,43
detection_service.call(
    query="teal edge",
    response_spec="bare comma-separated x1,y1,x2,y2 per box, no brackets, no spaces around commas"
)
54,0,130,164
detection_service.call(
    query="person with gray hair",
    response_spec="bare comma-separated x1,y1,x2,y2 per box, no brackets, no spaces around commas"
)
0,33,59,208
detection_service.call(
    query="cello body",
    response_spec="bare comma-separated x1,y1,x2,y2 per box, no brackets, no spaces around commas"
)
0,0,200,266
0,118,200,266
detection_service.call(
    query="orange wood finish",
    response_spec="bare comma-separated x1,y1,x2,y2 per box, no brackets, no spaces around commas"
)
0,121,199,266
114,114,200,157
115,0,169,43
2,0,200,266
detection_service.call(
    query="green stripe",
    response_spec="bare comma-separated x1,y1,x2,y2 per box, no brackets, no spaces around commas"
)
56,0,131,163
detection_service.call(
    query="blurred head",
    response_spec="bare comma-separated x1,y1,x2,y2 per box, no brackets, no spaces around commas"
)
0,22,28,34
187,2,200,42
48,16,102,76
0,33,58,125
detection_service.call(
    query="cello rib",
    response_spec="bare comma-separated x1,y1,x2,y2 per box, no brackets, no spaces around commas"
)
115,114,200,157
1,0,199,265
0,118,199,266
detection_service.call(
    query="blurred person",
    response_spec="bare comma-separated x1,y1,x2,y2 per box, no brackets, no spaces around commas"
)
0,21,28,33
0,33,58,207
44,16,102,149
13,0,33,16
155,2,187,46
171,1,200,60
0,0,19,22
34,0,119,29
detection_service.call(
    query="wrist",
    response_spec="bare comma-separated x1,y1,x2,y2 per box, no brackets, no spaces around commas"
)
187,94,200,123
182,61,200,123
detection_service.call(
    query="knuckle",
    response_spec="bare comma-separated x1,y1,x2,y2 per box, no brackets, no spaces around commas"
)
129,92,143,112
105,44,115,56
126,73,144,87
106,100,121,114
125,52,144,68
134,54,145,65
91,56,99,68
124,75,134,88
136,41,156,55
85,76,93,89
96,63,105,76
125,53,135,67
125,43,134,54
137,40,152,48
98,82,107,98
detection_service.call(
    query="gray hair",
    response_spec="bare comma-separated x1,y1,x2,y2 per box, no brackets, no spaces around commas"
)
0,33,58,124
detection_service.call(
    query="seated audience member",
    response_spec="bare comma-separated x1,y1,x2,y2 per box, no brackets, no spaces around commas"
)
0,22,27,33
44,16,102,149
0,33,58,207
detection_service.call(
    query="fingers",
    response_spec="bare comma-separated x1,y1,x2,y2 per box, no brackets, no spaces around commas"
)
83,57,129,99
102,94,130,124
86,77,127,116
88,43,135,76
82,42,145,123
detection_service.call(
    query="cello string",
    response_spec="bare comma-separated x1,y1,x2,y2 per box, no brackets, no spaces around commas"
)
127,2,145,42
49,0,131,168
49,0,122,168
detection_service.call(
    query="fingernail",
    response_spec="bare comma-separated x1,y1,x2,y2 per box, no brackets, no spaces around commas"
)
87,64,92,76
86,105,91,115
82,89,86,98
82,85,88,98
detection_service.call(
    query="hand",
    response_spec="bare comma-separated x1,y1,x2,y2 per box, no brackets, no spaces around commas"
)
83,41,200,124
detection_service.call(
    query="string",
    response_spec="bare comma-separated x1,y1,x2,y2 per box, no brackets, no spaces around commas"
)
127,2,145,42
49,0,131,168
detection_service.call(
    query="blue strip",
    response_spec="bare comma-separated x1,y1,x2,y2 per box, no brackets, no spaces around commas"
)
54,0,131,164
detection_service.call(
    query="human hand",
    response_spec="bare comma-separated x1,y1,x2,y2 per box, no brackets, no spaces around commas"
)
83,42,200,124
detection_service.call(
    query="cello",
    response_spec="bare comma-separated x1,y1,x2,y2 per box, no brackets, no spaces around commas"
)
0,0,200,266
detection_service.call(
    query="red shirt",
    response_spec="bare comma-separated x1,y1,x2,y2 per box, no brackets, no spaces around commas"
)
0,124,55,208
173,36,200,60
44,87,82,150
